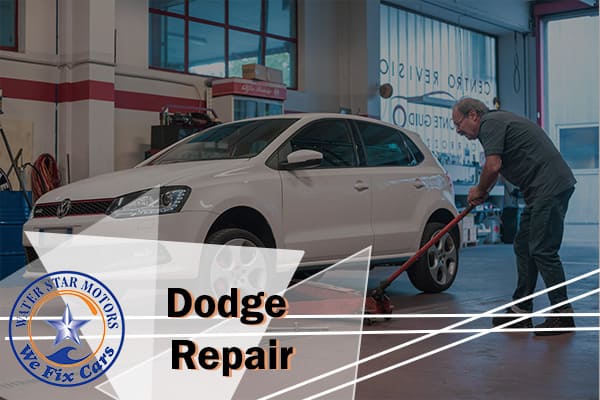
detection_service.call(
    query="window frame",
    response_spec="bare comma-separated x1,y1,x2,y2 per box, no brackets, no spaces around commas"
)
0,0,18,52
556,123,599,172
148,0,298,88
534,1,597,127
380,2,497,169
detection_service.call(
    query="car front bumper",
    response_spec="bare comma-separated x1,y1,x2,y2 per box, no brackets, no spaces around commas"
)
22,210,219,278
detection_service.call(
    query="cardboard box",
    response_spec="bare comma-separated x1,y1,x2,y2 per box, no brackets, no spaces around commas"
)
266,67,283,84
242,64,284,84
242,64,268,81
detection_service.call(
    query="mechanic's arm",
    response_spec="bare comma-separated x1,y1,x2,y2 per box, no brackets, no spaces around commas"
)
468,155,502,206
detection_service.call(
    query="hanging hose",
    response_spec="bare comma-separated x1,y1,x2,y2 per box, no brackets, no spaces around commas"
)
31,153,61,202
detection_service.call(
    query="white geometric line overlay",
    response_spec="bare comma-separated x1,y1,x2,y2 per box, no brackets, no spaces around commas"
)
303,287,599,400
89,245,371,400
2,312,599,323
22,225,378,399
258,267,599,400
8,324,600,342
14,207,597,400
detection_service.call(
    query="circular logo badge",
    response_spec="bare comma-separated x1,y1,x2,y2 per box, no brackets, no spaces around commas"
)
56,199,72,219
9,271,125,387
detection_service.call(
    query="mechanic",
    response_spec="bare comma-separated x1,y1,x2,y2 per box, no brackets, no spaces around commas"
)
452,97,576,336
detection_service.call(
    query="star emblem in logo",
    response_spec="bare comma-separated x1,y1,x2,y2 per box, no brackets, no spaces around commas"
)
46,304,90,345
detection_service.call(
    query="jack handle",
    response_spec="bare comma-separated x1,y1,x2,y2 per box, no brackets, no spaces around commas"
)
371,204,475,298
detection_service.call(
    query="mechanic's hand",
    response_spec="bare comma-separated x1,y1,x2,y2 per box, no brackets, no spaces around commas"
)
468,186,487,206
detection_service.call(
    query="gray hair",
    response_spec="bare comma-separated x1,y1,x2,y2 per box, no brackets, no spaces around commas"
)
453,97,489,116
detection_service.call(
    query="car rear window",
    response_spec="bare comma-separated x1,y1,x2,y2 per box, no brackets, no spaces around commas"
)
356,121,422,166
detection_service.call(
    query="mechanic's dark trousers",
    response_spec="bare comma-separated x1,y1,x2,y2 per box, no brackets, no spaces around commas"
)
512,187,574,312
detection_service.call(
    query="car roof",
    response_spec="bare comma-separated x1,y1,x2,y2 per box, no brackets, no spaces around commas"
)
226,112,404,130
240,112,378,121
246,112,427,139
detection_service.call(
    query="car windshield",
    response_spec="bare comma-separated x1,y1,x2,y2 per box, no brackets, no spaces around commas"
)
150,118,298,164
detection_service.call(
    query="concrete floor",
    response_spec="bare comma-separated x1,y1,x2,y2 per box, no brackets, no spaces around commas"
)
358,224,599,400
0,225,597,399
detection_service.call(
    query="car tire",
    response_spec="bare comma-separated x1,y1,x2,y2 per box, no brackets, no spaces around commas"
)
206,228,265,247
205,228,268,296
407,222,459,293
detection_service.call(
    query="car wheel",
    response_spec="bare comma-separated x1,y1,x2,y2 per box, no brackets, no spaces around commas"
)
205,228,268,296
407,222,459,293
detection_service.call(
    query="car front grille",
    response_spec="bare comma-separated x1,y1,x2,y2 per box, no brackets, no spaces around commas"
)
33,203,58,217
33,199,114,218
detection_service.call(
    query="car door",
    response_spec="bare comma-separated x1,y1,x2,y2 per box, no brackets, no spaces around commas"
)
354,121,426,255
276,119,373,263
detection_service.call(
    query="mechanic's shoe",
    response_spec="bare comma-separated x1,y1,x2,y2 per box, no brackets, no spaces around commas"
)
534,315,575,336
492,308,533,329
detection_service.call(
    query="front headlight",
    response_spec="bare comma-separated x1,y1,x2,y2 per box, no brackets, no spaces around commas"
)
107,186,191,218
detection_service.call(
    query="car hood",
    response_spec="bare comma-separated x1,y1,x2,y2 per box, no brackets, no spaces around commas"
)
36,159,253,203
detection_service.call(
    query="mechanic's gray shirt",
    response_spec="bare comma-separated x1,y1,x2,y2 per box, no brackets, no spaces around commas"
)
478,110,576,203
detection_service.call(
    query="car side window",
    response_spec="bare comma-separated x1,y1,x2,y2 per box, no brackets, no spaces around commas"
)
355,121,419,167
281,120,357,168
404,135,425,164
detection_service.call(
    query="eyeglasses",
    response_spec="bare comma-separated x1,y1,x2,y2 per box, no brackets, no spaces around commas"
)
453,114,466,128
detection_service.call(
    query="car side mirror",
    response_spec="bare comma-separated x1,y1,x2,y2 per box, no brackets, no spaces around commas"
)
280,149,323,170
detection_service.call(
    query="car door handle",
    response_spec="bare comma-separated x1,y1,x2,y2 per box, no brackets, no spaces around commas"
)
413,179,425,189
354,181,369,192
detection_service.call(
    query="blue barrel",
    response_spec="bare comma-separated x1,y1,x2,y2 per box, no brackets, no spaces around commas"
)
0,191,31,280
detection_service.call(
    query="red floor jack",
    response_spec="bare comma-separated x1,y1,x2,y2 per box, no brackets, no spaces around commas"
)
365,204,475,318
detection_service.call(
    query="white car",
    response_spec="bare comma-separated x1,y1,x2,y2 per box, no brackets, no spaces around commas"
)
23,113,460,292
